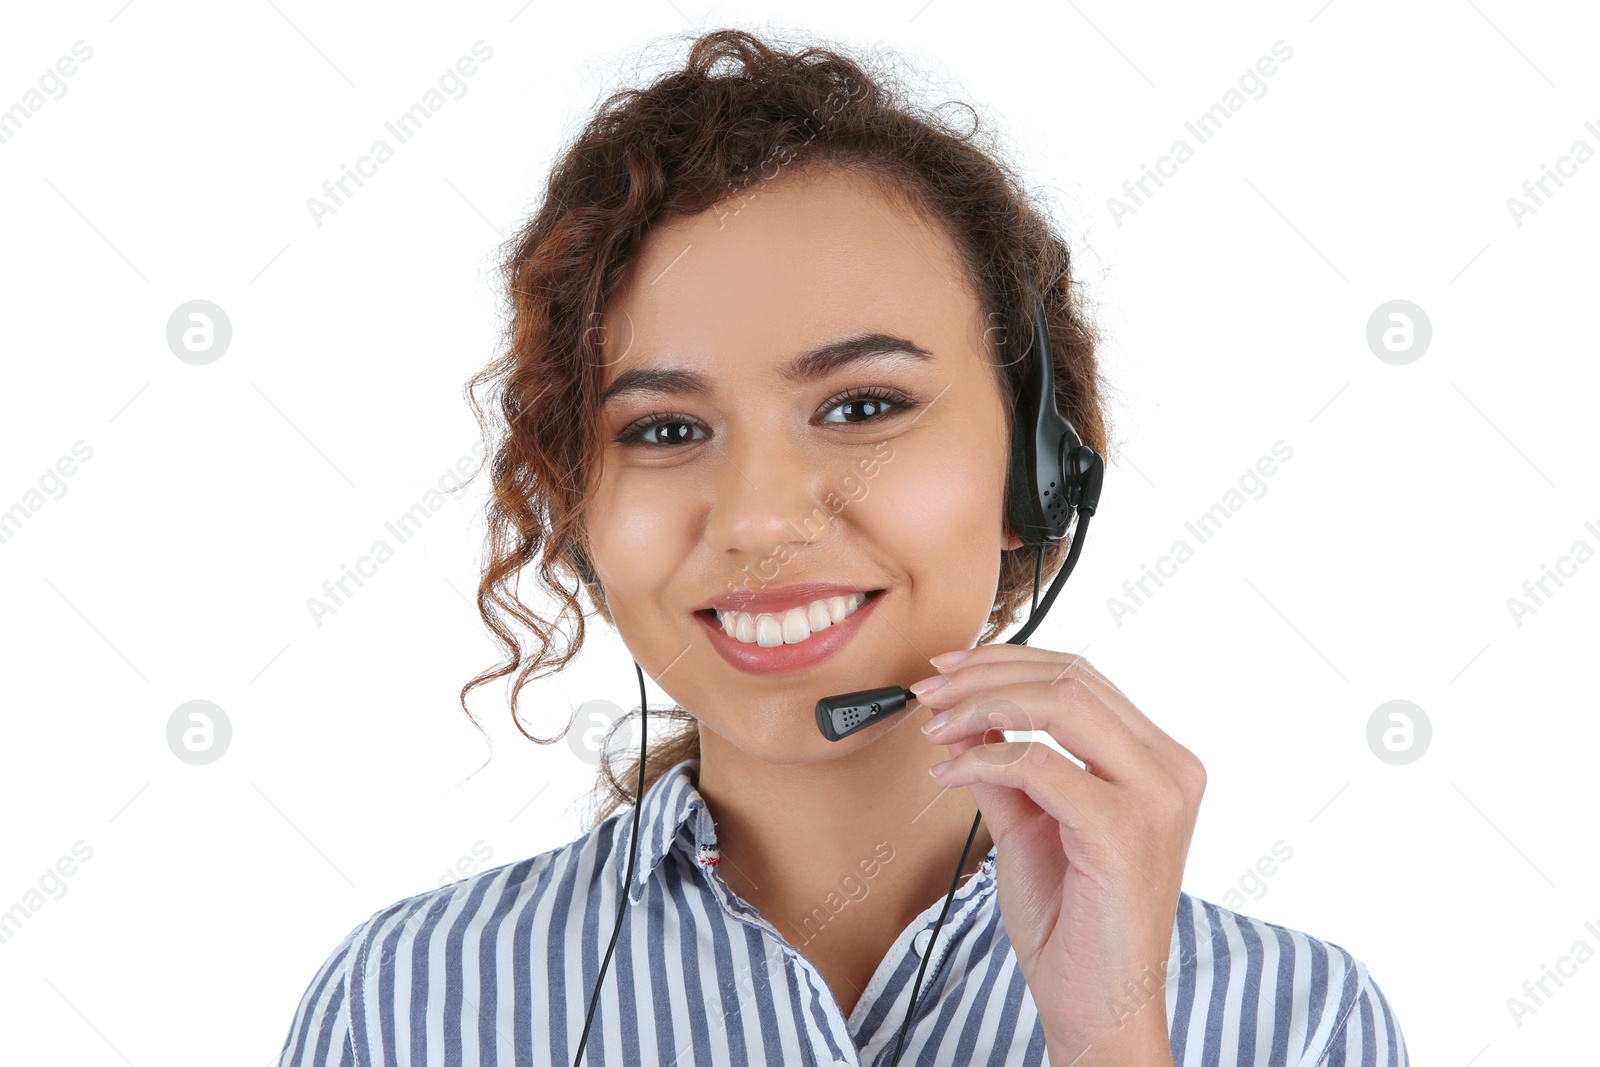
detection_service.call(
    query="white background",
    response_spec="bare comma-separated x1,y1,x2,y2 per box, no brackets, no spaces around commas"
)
1,1,1596,1063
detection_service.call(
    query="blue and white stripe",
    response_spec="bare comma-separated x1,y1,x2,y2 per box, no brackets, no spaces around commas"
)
278,757,1408,1065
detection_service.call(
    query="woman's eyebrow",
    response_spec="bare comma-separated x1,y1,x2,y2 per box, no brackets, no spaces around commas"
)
598,332,932,409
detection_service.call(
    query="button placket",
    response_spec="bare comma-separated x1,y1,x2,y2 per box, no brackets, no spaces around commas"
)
862,871,997,1063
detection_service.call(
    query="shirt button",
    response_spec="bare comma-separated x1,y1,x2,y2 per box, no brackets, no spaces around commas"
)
912,928,934,958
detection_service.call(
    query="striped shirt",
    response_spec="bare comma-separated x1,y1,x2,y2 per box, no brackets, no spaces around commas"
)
277,757,1408,1066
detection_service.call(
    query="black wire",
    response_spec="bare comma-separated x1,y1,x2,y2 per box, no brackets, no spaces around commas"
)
1007,512,1091,648
572,659,649,1067
887,532,1053,1067
1031,545,1044,616
887,805,983,1066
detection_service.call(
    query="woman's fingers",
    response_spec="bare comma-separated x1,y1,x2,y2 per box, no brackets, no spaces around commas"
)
920,647,1203,797
923,678,1167,791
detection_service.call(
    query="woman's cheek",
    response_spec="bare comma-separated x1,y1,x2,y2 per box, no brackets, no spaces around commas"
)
586,469,686,607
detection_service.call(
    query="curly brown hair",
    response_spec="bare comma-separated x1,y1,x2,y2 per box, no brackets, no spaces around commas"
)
458,26,1115,827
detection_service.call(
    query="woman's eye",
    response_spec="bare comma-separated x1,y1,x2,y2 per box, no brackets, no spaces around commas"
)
614,416,707,447
818,387,916,426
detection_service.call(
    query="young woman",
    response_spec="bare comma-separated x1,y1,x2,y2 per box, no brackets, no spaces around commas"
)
277,28,1408,1067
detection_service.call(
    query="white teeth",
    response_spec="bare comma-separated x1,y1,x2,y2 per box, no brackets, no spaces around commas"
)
780,608,809,644
826,595,851,623
714,592,869,647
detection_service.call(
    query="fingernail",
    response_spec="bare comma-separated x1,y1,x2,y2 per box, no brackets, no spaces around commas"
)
928,758,952,778
921,709,953,736
908,674,951,696
930,649,972,671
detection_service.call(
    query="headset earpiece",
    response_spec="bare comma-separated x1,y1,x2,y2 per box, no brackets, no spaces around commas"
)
1004,301,1099,552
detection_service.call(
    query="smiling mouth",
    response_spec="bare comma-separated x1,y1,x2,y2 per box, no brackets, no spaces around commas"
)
696,589,886,648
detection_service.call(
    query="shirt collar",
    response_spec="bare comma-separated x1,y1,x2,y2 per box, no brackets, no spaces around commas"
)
627,756,718,904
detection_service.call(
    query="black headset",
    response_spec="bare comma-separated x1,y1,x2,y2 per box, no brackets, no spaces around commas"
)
571,296,1104,1067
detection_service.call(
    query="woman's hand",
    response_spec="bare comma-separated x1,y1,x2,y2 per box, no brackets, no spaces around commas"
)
910,644,1205,1067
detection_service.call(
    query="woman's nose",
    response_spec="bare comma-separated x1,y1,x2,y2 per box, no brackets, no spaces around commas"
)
701,435,839,560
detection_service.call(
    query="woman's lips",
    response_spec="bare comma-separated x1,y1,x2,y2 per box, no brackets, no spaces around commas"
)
693,589,887,676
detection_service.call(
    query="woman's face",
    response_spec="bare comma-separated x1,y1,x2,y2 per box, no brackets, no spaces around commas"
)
586,165,1022,764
